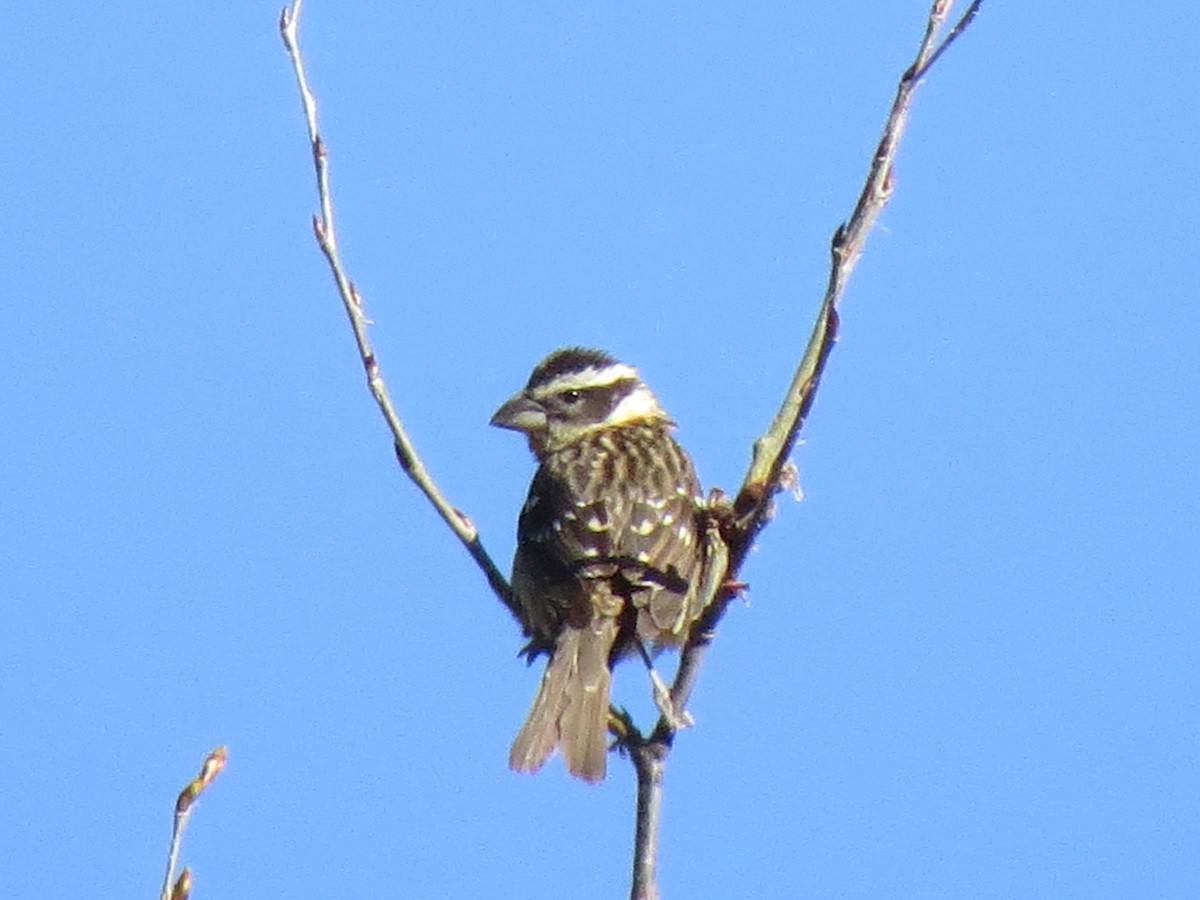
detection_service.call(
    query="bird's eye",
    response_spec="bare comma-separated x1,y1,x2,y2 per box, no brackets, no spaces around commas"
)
561,390,582,405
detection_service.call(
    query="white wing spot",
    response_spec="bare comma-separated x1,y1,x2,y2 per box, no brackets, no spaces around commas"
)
635,550,651,563
631,519,655,536
661,513,675,527
586,516,609,532
647,496,668,510
582,546,600,558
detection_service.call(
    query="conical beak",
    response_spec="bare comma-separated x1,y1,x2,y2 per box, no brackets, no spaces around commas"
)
490,391,547,433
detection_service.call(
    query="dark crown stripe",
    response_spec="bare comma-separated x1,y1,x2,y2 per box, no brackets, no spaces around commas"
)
527,347,620,390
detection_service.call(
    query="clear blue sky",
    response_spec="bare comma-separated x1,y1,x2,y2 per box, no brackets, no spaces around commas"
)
3,3,1197,898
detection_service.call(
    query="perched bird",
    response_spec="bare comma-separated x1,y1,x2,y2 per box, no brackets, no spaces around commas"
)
491,347,711,782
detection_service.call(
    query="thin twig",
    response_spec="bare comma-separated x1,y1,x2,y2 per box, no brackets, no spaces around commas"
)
278,0,516,618
626,2,984,896
159,747,227,900
913,0,984,80
691,0,980,730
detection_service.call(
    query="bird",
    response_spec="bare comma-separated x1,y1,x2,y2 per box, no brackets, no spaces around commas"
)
490,347,712,782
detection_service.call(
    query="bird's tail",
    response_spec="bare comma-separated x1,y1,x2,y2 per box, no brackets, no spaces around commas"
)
509,616,617,783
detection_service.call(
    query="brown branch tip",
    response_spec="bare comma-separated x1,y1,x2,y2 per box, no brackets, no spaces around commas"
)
175,746,228,816
171,868,193,900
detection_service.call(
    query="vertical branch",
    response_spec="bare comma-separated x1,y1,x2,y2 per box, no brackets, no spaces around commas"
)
629,743,666,900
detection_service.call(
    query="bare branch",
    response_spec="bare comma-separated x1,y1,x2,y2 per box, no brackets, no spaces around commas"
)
159,747,227,900
735,0,978,553
629,743,666,900
278,0,515,618
625,3,985,895
681,0,983,718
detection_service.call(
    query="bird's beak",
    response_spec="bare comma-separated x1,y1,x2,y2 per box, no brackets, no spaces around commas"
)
490,391,547,433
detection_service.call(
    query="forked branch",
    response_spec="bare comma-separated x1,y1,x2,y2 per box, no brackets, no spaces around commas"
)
277,3,983,900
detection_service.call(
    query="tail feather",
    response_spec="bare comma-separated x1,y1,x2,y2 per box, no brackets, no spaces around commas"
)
509,618,617,783
508,641,573,776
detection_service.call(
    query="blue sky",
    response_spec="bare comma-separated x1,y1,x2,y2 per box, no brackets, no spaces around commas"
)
3,2,1198,898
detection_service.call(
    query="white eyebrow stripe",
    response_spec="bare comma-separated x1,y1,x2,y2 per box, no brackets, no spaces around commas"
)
537,363,639,394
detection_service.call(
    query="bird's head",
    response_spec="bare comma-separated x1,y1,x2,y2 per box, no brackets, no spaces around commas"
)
490,347,670,457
